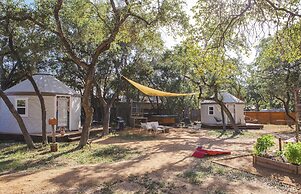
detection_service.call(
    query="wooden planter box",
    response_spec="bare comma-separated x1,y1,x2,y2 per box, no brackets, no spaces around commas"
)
253,155,300,174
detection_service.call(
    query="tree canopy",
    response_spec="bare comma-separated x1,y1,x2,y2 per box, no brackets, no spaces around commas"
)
1,0,301,147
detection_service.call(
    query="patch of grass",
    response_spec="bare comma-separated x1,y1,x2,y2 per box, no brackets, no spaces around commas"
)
207,130,235,138
207,129,256,139
212,166,226,175
188,158,296,193
92,145,136,162
97,182,115,194
0,142,138,173
195,158,255,181
182,170,206,184
95,174,183,194
128,174,166,193
239,130,257,138
63,145,137,164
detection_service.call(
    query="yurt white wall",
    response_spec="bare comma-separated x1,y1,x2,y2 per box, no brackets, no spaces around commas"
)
200,92,246,126
0,74,82,134
201,104,223,125
201,103,245,125
0,95,56,134
235,104,245,124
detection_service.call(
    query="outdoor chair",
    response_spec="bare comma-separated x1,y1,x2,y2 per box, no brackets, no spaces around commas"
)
141,122,152,132
150,122,165,134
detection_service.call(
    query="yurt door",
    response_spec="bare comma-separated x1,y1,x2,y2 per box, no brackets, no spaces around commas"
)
56,96,70,130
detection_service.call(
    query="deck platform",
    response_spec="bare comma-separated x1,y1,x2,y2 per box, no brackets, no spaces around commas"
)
201,123,264,130
0,128,103,142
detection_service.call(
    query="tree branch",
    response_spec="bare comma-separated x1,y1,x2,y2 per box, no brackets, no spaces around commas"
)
264,0,301,17
90,9,130,66
54,0,89,69
218,0,252,47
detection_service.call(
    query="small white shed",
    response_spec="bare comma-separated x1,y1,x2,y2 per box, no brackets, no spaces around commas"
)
0,74,81,134
201,92,245,126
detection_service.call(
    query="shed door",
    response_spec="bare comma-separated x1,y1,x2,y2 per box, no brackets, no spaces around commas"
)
57,96,70,129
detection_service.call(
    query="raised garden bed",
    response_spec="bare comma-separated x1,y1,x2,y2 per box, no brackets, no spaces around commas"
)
253,155,301,175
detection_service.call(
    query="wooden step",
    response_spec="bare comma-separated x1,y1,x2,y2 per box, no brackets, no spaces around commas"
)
68,136,81,142
67,131,82,138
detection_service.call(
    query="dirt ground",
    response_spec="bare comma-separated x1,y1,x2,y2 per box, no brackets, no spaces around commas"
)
0,125,300,194
213,155,301,187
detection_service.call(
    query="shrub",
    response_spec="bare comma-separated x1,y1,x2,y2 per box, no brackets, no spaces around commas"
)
254,134,275,156
284,142,301,165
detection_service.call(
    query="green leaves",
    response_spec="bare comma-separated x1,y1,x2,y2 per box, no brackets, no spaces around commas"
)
248,22,301,111
254,134,275,156
284,142,301,165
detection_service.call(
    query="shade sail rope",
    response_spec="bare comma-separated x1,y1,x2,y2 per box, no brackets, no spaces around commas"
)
122,76,196,97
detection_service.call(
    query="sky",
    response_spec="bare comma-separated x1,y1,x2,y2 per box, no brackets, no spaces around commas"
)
25,0,34,4
161,0,259,64
23,0,259,64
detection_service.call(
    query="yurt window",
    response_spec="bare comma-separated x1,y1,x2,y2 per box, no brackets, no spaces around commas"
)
208,106,214,115
15,98,28,117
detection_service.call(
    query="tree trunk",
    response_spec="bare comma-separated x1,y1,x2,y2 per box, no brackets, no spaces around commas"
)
220,104,226,131
156,96,160,114
283,101,295,126
96,85,119,136
0,89,35,149
0,56,4,88
255,101,260,111
276,95,295,127
28,76,48,144
214,98,240,134
78,68,95,148
102,104,111,135
294,90,300,142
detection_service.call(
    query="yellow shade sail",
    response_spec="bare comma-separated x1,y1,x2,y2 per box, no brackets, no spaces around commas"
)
123,76,196,97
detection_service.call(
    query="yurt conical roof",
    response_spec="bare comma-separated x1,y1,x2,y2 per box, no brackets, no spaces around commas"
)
5,74,80,97
201,92,244,104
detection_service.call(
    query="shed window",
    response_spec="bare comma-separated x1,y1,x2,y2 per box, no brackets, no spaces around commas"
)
16,98,28,117
208,106,214,115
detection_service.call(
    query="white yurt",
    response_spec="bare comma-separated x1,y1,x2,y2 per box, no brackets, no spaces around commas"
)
201,92,245,126
0,74,81,134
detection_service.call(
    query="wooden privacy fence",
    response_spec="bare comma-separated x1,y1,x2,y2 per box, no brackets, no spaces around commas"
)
190,109,201,121
245,111,296,125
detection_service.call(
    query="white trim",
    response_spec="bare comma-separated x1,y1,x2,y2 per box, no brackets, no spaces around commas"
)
69,96,72,130
233,104,234,123
15,97,28,117
208,106,214,115
53,96,57,131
